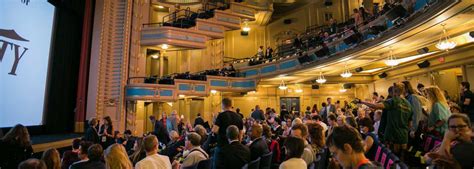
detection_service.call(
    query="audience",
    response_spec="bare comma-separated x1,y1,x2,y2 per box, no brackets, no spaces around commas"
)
279,136,306,169
0,124,33,169
61,139,81,169
18,158,47,169
41,148,60,169
135,135,171,169
219,125,250,169
104,143,133,169
248,123,270,161
180,132,208,168
70,144,105,169
291,123,315,166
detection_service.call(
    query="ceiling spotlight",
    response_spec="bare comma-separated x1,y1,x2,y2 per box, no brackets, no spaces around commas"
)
340,63,352,78
151,54,159,59
436,24,456,51
210,90,217,94
161,44,169,50
384,49,399,66
279,80,288,90
316,71,327,84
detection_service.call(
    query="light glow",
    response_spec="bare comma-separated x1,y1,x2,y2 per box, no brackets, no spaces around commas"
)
161,44,169,50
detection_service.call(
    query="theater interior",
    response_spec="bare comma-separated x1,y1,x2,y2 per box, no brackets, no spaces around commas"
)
1,0,474,168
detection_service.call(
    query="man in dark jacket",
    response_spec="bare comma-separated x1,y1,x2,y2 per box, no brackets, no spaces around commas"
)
70,143,105,169
249,123,270,161
83,118,99,144
149,115,170,144
216,125,250,169
194,113,205,127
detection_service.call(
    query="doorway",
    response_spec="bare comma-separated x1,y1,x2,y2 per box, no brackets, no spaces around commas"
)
280,97,300,112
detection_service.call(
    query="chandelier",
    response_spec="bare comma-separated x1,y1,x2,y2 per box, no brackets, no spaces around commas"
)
340,64,352,78
316,71,327,84
384,49,399,66
279,80,288,90
295,84,303,93
242,19,250,32
436,24,456,51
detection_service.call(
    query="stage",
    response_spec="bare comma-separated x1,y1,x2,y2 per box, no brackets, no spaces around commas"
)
31,133,82,153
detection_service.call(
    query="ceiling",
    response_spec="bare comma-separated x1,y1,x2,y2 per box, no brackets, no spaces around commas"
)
259,2,474,86
271,0,314,22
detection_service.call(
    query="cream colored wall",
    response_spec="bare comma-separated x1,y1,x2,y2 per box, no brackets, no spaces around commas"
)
224,25,267,59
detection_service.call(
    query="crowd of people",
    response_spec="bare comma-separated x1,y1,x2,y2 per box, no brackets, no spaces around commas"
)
1,81,473,169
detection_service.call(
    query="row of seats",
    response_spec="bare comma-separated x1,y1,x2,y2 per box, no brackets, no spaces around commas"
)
373,142,408,169
162,2,230,29
182,152,273,169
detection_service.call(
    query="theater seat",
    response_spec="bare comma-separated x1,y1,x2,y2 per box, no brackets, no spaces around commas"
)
259,152,272,169
242,158,260,169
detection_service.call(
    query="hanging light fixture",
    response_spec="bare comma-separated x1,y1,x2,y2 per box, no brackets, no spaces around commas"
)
339,84,347,93
316,71,327,84
242,19,250,32
340,63,352,78
161,44,169,50
210,90,217,94
384,49,399,66
436,24,456,51
295,83,303,93
279,80,288,90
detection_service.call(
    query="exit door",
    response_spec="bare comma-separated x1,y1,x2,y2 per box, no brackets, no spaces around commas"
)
280,97,300,112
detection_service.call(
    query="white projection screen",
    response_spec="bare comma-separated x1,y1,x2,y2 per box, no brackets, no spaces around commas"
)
0,1,55,127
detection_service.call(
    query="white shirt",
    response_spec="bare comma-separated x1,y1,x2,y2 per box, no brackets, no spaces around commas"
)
373,120,380,134
135,154,172,169
279,158,307,169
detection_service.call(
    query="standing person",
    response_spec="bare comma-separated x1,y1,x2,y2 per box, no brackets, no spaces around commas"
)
99,116,114,149
70,144,105,169
248,123,270,161
168,111,179,133
220,125,250,169
311,104,319,115
359,118,379,160
359,83,412,158
257,46,264,57
212,98,244,169
83,117,99,143
149,115,170,145
0,124,33,169
280,105,290,121
266,46,273,59
402,81,426,138
61,139,81,169
251,105,266,121
42,148,61,169
460,82,474,126
104,144,133,169
135,135,172,169
194,113,205,127
327,125,381,169
279,137,307,169
424,86,452,137
236,108,244,119
352,8,363,27
304,106,312,118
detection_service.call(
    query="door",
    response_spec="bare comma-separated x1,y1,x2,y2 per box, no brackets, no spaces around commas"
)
280,97,300,113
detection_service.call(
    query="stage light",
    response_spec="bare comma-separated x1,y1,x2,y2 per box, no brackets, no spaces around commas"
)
161,44,169,50
436,24,456,51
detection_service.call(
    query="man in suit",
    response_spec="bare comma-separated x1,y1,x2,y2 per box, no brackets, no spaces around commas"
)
194,113,205,127
249,123,270,161
70,143,105,169
83,118,99,144
321,97,336,121
216,125,250,169
150,115,170,145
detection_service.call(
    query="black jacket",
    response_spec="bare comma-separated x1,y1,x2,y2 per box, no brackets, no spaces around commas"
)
249,138,270,161
194,117,205,127
69,160,105,169
216,141,250,169
0,140,33,169
83,127,99,144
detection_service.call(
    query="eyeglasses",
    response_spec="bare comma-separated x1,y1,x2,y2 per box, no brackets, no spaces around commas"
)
449,125,468,130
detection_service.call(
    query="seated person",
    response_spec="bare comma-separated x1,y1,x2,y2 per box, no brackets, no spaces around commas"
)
216,125,250,169
279,136,307,169
179,132,209,168
136,135,172,169
61,139,81,169
248,123,270,161
70,144,105,169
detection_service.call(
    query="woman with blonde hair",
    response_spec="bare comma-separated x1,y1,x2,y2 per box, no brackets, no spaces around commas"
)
42,148,61,169
105,144,133,169
424,86,452,136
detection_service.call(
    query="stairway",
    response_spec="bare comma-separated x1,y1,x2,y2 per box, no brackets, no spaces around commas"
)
141,2,269,49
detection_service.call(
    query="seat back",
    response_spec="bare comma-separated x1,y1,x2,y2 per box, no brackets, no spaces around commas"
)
181,164,198,169
196,158,212,169
259,152,272,169
242,158,260,169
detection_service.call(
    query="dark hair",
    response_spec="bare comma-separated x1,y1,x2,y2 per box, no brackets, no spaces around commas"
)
226,125,240,140
284,136,305,159
327,125,364,153
448,113,472,128
88,144,103,161
72,139,81,149
307,122,325,148
1,124,31,147
327,97,332,101
79,141,93,155
461,81,470,90
358,117,374,132
417,83,425,89
346,116,358,129
281,105,286,109
124,130,132,135
262,124,272,139
18,158,47,169
291,123,308,137
328,114,337,121
322,102,327,107
103,116,113,129
222,98,232,108
373,92,378,96
306,106,311,111
312,115,322,121
186,132,201,146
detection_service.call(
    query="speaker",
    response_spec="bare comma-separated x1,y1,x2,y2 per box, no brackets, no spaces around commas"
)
355,67,363,73
378,72,388,78
283,19,292,25
417,47,429,54
324,0,333,6
343,83,354,89
240,31,248,36
312,84,320,89
417,60,430,68
385,5,407,22
469,31,474,38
